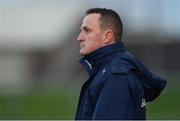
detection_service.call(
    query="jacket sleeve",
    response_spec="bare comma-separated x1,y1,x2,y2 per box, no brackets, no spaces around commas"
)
92,73,134,120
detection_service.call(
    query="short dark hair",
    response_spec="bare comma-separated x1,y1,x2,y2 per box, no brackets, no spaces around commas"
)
86,8,123,42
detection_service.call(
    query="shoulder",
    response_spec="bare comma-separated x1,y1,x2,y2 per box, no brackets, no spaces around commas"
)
109,52,135,75
92,52,136,84
89,55,135,91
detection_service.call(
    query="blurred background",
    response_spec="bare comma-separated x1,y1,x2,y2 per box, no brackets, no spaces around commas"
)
0,0,180,119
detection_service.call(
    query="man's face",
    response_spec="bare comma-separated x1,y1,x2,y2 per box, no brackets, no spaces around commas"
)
77,13,105,56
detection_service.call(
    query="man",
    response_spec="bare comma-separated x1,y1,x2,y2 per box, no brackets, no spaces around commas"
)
75,8,167,120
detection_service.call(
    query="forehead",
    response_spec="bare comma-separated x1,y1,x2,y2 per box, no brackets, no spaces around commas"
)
81,13,101,28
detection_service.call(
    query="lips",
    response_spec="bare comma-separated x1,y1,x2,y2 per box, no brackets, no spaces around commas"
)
80,45,85,48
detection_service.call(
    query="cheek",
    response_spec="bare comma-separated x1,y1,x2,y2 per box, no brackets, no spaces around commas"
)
87,33,102,44
79,32,104,55
86,35,102,50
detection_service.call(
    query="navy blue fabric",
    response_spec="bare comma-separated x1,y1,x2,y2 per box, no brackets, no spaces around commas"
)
75,42,167,120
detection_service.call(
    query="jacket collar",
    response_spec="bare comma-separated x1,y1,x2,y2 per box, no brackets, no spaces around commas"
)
79,42,125,76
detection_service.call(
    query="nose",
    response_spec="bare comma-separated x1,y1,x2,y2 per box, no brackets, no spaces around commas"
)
77,31,84,42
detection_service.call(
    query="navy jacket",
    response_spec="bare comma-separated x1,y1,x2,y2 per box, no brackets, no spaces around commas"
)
75,42,167,120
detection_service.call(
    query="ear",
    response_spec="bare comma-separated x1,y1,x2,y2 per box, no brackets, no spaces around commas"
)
103,29,114,44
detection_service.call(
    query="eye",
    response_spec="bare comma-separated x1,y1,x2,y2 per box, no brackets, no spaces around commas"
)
83,27,91,33
84,28,89,32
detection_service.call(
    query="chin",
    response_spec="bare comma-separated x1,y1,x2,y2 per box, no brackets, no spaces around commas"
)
79,50,89,56
79,52,86,56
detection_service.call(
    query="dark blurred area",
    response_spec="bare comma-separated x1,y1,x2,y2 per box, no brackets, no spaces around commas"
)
0,0,180,119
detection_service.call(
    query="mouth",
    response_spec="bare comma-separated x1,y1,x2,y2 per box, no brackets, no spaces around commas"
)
80,45,85,48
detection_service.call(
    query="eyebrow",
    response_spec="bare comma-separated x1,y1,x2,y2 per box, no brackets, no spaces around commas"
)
81,26,91,31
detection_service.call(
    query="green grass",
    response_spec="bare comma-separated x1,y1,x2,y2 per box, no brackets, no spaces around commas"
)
147,89,180,119
0,88,79,119
0,87,179,119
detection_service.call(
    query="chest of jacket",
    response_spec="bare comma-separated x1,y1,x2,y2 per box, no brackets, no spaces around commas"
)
76,66,146,117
